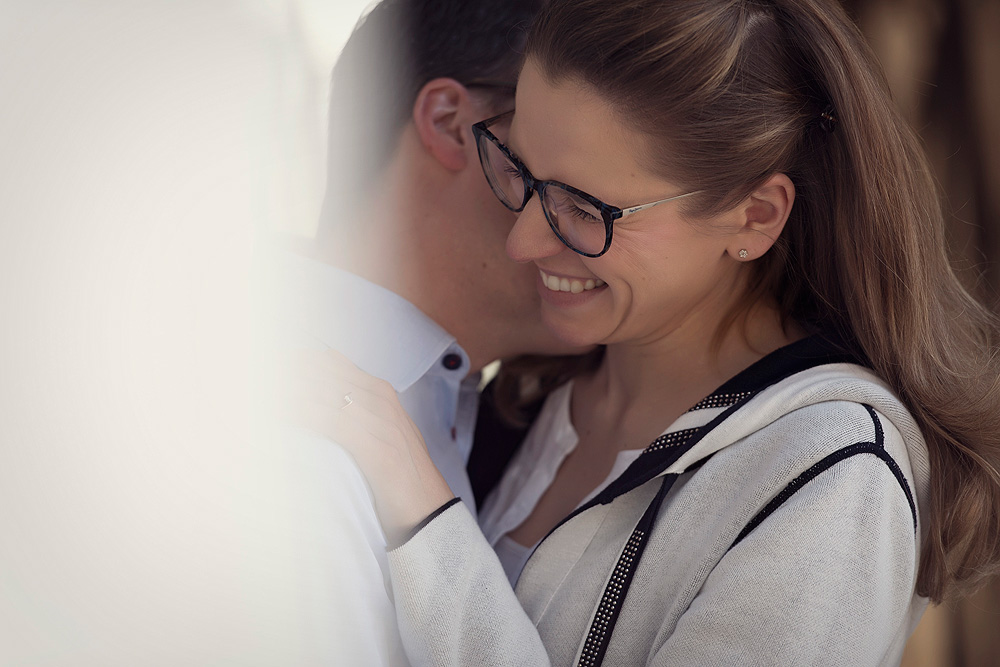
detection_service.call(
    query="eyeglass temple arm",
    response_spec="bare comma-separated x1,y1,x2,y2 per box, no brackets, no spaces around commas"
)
619,190,701,219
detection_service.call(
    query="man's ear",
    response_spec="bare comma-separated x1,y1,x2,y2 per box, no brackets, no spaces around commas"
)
728,173,795,261
412,77,478,171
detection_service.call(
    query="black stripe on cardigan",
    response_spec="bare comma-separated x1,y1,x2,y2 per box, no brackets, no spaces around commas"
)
533,333,870,551
728,404,918,552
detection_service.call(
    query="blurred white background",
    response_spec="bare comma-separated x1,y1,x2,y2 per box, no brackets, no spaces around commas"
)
0,1,376,664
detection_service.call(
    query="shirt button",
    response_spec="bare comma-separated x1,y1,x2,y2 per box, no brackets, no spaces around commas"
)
442,353,463,370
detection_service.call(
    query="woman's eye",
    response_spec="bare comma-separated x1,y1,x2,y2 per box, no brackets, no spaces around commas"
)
570,206,600,223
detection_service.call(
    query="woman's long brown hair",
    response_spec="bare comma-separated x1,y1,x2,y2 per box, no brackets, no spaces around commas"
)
497,0,1000,602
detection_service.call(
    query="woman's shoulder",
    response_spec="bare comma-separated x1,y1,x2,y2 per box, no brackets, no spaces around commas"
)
738,361,926,474
674,357,927,475
684,362,931,540
645,357,928,530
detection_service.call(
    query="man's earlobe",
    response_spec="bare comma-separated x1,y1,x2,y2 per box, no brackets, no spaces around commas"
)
412,78,472,171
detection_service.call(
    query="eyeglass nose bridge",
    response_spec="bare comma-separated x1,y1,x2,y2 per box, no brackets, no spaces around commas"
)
513,171,554,223
511,165,543,214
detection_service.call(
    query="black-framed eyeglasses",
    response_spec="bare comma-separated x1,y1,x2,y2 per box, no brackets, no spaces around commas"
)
472,111,700,258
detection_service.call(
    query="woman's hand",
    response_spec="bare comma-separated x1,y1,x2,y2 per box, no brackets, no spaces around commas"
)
290,349,455,545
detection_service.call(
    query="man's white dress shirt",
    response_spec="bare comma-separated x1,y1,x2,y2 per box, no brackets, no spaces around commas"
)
282,253,481,512
263,253,482,665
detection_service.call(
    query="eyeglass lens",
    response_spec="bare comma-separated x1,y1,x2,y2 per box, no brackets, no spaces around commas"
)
477,137,526,211
543,187,605,255
477,130,608,255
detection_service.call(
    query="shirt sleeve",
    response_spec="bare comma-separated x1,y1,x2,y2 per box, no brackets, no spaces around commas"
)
387,501,552,667
649,449,921,666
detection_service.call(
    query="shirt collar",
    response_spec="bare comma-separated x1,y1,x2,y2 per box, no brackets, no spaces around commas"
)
280,253,468,392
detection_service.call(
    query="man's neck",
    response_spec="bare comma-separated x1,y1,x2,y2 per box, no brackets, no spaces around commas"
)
299,235,491,374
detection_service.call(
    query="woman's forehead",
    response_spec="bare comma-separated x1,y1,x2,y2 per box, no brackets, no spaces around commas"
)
510,60,666,202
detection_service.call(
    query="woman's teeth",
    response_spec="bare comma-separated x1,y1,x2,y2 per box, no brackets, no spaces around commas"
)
539,269,605,293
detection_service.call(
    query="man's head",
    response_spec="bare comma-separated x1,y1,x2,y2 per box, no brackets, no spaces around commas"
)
316,0,581,370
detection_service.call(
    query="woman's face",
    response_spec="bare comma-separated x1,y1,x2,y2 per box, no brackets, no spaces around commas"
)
504,60,748,349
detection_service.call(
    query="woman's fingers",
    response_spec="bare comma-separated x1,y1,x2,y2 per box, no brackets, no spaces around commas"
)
289,348,398,402
284,346,456,543
285,350,383,406
285,349,426,454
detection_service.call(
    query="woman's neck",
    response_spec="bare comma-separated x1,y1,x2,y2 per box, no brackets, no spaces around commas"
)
572,302,803,448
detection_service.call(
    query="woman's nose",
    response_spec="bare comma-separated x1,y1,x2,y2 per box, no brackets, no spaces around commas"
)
506,195,566,263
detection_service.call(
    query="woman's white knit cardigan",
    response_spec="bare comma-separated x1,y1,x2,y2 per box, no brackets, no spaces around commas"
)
388,338,931,666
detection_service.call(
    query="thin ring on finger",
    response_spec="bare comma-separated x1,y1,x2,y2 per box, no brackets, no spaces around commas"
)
340,392,354,410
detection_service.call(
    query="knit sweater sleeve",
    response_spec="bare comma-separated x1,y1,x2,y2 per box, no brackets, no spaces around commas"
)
387,501,551,667
649,436,922,666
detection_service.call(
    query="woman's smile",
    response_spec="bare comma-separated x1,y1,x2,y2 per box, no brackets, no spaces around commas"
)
538,268,606,293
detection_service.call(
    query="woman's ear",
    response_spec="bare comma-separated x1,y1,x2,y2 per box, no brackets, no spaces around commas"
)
411,77,475,171
728,173,795,261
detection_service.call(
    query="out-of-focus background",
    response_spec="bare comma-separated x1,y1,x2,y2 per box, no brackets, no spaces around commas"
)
0,0,996,664
843,0,1000,667
845,0,1000,304
842,3,1000,665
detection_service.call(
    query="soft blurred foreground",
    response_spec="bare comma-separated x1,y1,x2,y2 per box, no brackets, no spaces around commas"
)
0,1,372,664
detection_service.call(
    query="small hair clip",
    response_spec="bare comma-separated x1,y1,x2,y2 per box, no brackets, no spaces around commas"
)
819,105,838,133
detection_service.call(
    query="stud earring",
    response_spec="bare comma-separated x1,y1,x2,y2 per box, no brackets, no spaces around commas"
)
738,249,749,259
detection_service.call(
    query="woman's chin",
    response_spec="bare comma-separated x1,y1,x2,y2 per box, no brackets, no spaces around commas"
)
542,314,609,350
